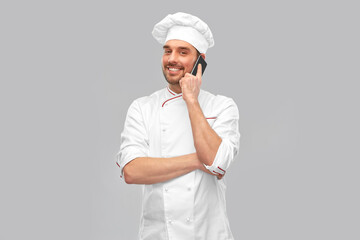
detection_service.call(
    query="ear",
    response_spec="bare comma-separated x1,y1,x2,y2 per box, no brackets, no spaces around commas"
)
200,53,206,60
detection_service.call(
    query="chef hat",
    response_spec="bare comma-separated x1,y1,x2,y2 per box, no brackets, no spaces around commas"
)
152,12,214,53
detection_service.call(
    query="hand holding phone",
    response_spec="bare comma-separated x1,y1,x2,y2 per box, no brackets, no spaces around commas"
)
180,55,206,102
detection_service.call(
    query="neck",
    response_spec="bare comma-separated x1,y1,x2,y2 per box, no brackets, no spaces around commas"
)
168,84,182,94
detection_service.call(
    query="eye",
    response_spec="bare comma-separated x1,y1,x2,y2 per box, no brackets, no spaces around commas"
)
180,51,187,55
164,49,171,54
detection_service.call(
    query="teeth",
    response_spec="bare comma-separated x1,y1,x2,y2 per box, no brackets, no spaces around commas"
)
169,68,180,71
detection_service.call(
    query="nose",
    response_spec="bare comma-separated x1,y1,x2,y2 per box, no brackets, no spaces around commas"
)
168,52,178,65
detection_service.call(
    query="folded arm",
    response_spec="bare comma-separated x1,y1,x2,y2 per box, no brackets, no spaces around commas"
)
180,65,240,176
185,98,240,176
116,99,219,185
186,100,222,166
123,153,215,184
180,66,221,167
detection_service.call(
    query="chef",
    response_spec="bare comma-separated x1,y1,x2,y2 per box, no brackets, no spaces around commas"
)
116,12,240,240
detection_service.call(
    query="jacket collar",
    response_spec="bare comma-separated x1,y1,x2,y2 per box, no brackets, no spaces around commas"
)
163,86,183,107
165,86,182,98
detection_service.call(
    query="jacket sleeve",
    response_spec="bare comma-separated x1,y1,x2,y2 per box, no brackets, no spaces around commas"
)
204,97,240,176
116,100,149,179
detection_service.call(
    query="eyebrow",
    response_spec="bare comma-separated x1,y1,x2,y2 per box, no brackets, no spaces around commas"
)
163,45,191,51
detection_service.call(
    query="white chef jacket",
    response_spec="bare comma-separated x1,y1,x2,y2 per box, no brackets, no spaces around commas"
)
116,86,240,240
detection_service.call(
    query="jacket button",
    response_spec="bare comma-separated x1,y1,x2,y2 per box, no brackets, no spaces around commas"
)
187,187,191,191
165,188,168,192
186,217,191,222
168,219,172,224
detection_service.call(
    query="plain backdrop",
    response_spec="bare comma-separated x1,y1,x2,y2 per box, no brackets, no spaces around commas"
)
1,0,359,239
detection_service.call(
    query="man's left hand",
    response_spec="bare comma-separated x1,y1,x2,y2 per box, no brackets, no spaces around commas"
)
179,64,202,103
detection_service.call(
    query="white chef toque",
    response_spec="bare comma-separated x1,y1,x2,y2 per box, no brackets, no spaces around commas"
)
152,12,215,54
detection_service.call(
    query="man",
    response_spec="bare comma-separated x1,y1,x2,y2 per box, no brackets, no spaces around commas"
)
116,12,240,240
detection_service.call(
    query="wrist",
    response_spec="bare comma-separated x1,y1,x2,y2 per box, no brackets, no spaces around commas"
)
185,97,199,107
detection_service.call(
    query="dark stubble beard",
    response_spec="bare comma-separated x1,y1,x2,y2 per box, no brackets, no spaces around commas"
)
162,67,185,85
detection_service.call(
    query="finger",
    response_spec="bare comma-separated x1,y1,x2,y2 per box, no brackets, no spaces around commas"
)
185,73,193,78
196,63,202,78
181,77,191,87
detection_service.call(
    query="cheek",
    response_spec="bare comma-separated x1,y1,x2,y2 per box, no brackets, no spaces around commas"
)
161,57,167,67
186,58,196,68
185,58,197,71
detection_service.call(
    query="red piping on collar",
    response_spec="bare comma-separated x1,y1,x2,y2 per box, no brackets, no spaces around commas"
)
162,95,182,107
167,87,175,96
206,117,217,119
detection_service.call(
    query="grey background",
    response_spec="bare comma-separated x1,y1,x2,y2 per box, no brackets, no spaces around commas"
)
1,0,359,239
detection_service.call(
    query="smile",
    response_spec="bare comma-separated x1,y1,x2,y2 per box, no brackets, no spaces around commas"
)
167,66,184,74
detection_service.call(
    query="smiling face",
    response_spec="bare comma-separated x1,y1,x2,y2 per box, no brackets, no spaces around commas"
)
161,40,200,88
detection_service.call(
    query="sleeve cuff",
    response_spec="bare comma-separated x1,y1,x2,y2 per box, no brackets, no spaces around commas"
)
203,134,240,176
116,148,147,179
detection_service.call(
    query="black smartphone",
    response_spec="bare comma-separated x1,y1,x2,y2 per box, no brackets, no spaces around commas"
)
191,55,207,76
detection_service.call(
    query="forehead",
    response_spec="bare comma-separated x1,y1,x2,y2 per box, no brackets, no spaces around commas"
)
163,39,197,51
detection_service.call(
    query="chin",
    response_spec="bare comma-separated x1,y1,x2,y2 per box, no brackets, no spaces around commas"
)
163,72,181,85
166,77,180,85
